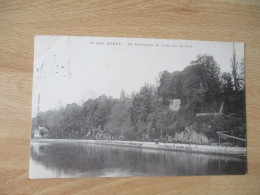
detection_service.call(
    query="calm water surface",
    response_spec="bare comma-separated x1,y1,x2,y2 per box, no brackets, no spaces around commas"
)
29,142,247,178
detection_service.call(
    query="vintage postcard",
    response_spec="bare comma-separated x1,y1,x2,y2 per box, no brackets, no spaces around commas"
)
30,36,247,178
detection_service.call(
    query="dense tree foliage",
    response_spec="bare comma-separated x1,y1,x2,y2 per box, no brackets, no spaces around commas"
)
32,54,246,145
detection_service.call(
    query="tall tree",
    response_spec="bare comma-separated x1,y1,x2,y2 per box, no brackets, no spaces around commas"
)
239,59,245,90
221,72,234,95
190,54,221,103
231,44,240,96
120,89,126,100
157,71,174,104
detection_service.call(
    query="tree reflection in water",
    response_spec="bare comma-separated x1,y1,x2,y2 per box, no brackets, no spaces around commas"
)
30,142,247,178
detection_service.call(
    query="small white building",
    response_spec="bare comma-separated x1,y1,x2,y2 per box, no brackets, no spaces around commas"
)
33,126,49,138
34,128,41,138
169,99,181,111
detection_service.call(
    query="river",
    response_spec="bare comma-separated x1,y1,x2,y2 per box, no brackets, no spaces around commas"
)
29,141,247,178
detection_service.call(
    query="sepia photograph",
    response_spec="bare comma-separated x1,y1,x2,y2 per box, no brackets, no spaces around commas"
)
29,36,247,178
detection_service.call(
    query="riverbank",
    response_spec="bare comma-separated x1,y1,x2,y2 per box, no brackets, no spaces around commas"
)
31,138,246,156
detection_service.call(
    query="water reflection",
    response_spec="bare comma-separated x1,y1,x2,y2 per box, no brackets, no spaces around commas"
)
30,142,247,178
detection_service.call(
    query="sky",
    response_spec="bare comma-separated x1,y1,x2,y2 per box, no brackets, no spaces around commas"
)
32,36,244,117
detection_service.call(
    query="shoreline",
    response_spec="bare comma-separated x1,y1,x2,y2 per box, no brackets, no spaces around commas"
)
31,138,246,156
